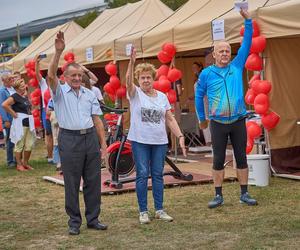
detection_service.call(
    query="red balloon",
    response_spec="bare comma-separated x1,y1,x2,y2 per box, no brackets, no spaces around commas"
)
44,88,51,106
157,51,172,64
252,80,272,95
249,74,260,88
240,20,260,37
247,122,262,139
64,52,75,62
109,75,121,90
250,36,266,53
162,43,176,58
26,69,35,78
103,82,116,95
32,109,40,118
157,78,171,93
108,93,116,102
25,60,35,70
29,78,39,88
34,117,41,128
116,86,126,98
245,88,256,105
59,75,65,82
254,93,269,115
31,88,41,98
31,97,40,106
61,62,70,72
167,68,182,82
156,65,169,79
245,53,263,71
167,89,177,104
105,62,117,76
262,111,280,131
153,81,160,90
246,138,254,154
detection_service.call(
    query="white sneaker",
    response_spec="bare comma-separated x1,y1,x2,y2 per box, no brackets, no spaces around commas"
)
139,211,150,224
155,210,173,222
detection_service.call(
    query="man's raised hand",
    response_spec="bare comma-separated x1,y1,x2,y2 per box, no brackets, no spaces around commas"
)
55,31,65,53
240,9,250,19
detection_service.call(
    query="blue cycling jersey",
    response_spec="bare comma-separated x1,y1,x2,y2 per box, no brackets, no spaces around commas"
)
195,19,253,124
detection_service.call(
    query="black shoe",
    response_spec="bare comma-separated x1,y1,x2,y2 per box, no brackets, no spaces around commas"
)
68,227,80,235
87,222,108,230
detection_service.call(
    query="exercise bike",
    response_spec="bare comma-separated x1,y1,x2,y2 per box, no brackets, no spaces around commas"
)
100,104,193,189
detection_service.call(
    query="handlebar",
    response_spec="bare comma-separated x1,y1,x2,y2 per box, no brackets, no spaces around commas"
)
100,103,128,114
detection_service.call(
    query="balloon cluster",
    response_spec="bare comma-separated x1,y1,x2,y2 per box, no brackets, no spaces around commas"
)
25,60,48,128
156,43,182,104
103,62,126,102
241,20,280,153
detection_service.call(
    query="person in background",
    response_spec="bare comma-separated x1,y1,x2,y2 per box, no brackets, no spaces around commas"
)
126,48,186,224
195,9,257,208
48,99,61,173
169,79,183,154
35,54,54,164
13,71,22,81
80,65,104,103
2,79,35,171
0,73,16,168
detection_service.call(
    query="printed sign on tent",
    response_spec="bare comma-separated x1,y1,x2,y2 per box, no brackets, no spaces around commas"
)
212,19,225,41
86,47,93,62
125,43,133,56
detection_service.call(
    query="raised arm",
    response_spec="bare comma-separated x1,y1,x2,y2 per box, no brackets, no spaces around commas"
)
34,54,42,82
81,65,98,84
126,47,136,98
232,9,252,67
48,31,65,92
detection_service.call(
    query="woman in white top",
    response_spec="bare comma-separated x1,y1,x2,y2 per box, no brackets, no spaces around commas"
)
126,49,186,224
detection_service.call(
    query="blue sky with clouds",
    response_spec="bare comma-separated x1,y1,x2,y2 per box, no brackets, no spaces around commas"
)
0,0,105,30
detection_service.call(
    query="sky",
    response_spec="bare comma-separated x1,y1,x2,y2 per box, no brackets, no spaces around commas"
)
0,0,105,30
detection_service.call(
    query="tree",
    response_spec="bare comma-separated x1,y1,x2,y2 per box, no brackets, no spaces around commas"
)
104,0,188,11
75,11,99,28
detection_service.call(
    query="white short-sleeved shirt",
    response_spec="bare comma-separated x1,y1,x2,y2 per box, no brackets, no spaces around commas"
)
127,87,171,145
91,86,103,102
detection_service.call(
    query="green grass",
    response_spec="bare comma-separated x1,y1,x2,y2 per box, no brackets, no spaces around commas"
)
0,140,300,249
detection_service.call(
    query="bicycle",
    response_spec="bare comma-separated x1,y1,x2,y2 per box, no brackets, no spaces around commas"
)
100,103,193,189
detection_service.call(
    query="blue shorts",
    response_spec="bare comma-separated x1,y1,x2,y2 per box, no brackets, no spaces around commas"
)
41,107,47,129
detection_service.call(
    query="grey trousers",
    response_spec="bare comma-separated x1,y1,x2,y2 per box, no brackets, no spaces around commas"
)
58,128,101,228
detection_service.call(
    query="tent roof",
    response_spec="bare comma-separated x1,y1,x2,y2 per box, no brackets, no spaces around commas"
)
140,0,300,57
60,0,173,65
3,21,83,72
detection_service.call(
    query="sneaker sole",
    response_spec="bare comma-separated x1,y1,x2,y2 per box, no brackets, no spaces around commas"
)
208,201,224,209
155,218,173,222
239,200,258,206
140,221,151,224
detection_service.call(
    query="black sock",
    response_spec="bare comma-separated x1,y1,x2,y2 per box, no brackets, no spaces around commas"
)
241,185,248,195
215,186,222,196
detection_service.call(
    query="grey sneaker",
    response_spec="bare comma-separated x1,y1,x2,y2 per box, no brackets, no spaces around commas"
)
139,211,150,224
155,210,173,222
240,192,258,206
208,195,224,209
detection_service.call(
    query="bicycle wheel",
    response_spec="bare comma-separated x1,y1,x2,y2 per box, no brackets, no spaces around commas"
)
107,149,135,178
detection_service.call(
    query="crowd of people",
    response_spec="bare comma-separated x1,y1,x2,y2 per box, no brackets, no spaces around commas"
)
0,9,258,235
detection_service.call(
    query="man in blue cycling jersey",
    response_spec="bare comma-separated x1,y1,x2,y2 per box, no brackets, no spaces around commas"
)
195,9,258,208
